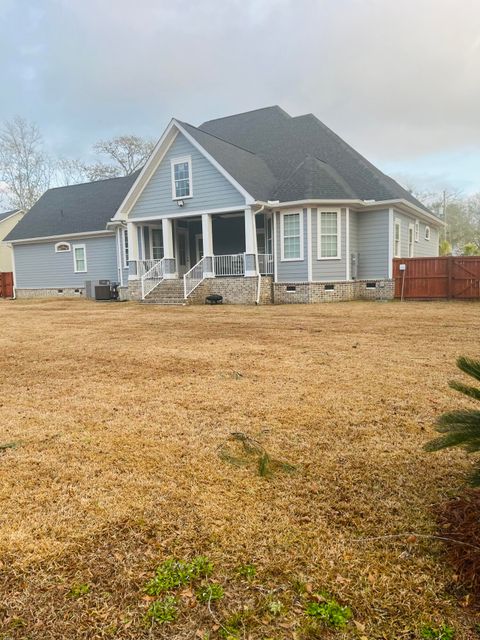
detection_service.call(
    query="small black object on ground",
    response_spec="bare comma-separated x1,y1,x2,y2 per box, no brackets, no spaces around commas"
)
206,294,223,304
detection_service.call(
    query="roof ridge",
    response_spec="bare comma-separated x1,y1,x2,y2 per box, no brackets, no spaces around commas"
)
201,105,290,127
181,121,257,155
46,170,141,193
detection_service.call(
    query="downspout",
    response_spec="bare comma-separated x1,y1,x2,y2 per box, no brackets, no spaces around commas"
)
10,243,17,300
254,204,266,305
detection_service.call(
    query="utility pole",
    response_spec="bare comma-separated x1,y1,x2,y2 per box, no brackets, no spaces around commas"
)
443,190,447,242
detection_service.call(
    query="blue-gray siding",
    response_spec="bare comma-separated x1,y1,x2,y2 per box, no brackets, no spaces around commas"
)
14,235,118,288
129,133,246,219
393,209,439,258
274,209,309,282
311,208,347,281
357,210,390,279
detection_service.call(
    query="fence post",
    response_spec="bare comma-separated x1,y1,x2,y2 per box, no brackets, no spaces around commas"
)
447,256,453,300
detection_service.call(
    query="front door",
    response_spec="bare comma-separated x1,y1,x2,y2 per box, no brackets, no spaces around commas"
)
176,228,189,276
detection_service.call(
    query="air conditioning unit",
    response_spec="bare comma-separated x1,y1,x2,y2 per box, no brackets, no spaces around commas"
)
85,280,118,301
350,253,359,280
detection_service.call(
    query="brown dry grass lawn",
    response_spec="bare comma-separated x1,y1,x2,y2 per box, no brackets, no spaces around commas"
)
0,299,479,639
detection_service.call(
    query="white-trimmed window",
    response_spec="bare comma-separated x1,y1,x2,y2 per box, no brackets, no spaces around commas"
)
425,225,431,241
151,228,164,260
408,223,414,258
171,156,192,199
414,220,420,242
55,242,71,253
318,210,341,259
122,228,129,267
73,244,87,273
394,219,401,258
280,212,303,261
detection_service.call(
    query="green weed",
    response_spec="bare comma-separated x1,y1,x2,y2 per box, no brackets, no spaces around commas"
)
420,624,455,640
144,595,177,625
305,596,352,628
196,583,224,603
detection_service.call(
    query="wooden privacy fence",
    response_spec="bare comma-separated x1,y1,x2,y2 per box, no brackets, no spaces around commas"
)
393,257,480,300
0,272,13,298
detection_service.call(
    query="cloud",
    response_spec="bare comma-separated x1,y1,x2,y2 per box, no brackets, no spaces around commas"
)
0,0,479,188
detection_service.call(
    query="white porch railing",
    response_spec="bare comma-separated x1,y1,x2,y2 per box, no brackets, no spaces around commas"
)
257,253,274,275
214,254,245,277
141,258,165,299
184,257,207,298
134,259,162,278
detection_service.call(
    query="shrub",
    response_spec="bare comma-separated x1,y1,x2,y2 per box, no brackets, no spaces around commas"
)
425,357,480,485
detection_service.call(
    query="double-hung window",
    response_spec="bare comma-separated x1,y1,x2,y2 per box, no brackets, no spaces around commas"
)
318,210,340,259
281,212,303,260
408,224,414,257
414,220,420,242
122,228,129,267
171,156,192,199
394,219,401,258
73,244,87,273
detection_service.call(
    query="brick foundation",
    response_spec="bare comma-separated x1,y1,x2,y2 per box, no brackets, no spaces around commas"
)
14,288,85,298
273,279,394,304
188,276,273,305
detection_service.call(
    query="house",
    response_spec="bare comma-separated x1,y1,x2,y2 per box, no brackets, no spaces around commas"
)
0,209,24,273
5,106,442,304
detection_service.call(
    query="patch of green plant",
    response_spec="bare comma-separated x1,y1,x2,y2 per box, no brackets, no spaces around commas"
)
266,599,283,616
420,624,455,640
144,595,177,625
218,432,296,478
0,441,18,452
68,583,90,598
196,582,224,603
219,612,245,639
305,595,352,628
236,563,257,579
9,617,27,629
145,556,213,595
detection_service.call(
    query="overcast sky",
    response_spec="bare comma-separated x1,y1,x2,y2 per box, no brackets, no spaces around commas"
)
1,0,479,194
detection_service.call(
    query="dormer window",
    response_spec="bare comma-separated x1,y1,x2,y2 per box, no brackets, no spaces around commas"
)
171,156,192,200
55,242,71,252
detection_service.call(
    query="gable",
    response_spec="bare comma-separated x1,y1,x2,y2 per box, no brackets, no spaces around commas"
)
128,132,246,220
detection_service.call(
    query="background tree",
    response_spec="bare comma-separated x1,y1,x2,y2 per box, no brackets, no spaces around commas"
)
425,357,480,485
56,158,88,186
0,116,52,210
463,242,480,256
439,239,452,256
85,135,155,181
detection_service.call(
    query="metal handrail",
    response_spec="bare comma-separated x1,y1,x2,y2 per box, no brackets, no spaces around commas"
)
141,258,165,299
184,257,207,298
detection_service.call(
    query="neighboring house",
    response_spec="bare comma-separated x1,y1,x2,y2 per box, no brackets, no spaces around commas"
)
0,209,24,273
5,106,443,304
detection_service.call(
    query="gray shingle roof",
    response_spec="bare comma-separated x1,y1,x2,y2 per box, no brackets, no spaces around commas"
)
0,209,20,223
200,106,431,212
179,121,276,201
5,173,139,241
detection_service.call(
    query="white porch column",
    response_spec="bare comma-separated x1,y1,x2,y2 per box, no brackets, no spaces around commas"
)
127,222,139,279
201,213,215,277
244,206,257,277
162,218,177,279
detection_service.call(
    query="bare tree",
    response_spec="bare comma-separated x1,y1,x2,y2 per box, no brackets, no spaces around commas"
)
85,135,155,181
0,116,52,210
56,157,88,186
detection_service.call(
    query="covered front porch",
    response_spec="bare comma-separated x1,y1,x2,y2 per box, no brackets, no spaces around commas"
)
125,208,273,300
